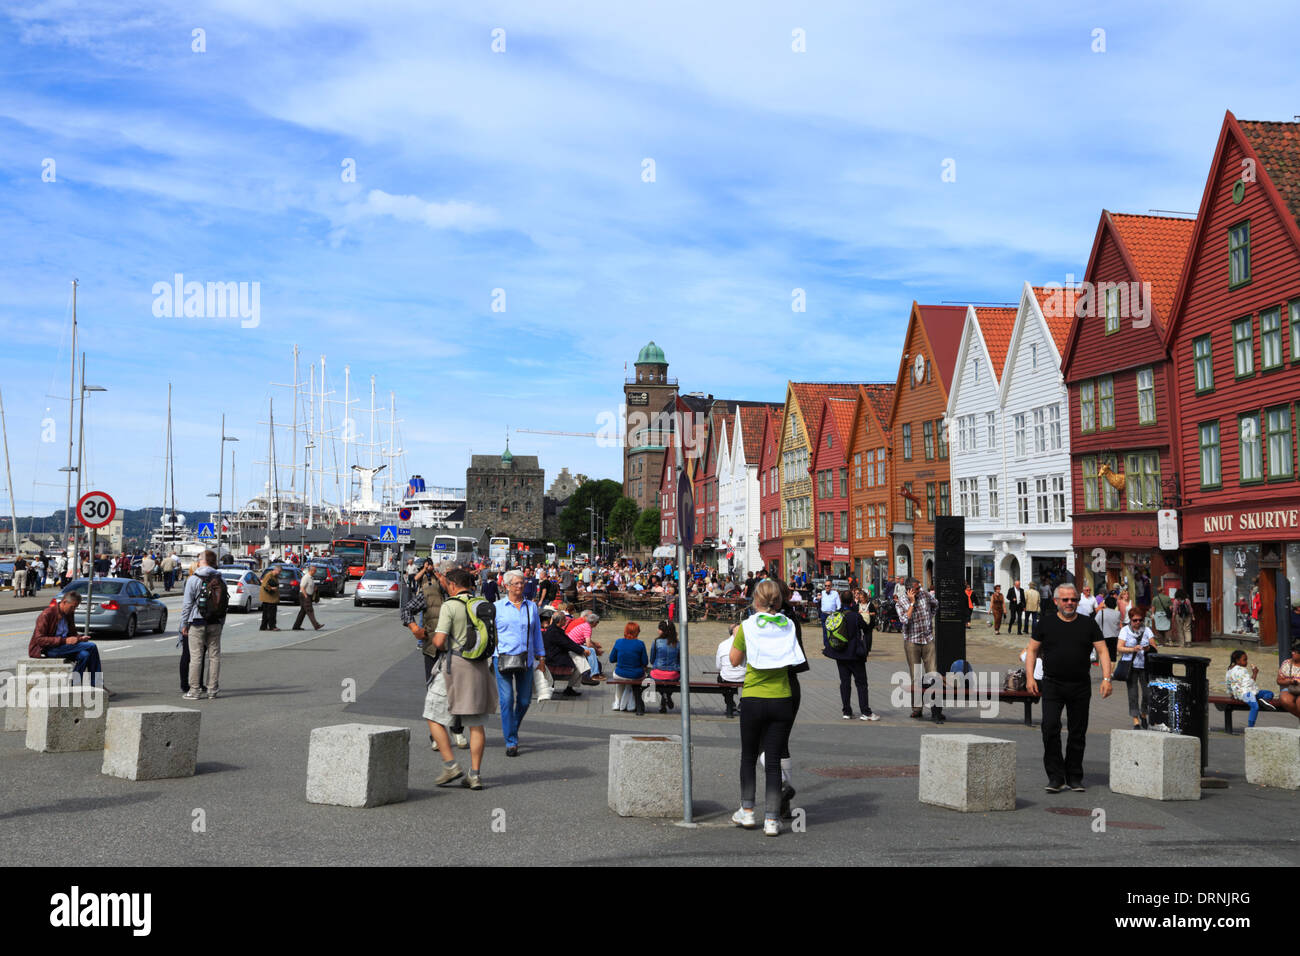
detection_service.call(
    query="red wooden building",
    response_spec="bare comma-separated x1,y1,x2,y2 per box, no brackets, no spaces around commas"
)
757,404,785,577
1165,112,1300,646
1062,211,1195,618
812,396,857,577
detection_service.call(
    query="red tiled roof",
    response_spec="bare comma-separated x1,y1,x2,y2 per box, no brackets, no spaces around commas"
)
1238,119,1300,225
861,384,895,431
1030,287,1073,355
973,307,1017,379
914,305,968,392
825,397,857,453
1109,213,1196,327
738,404,781,464
789,383,861,445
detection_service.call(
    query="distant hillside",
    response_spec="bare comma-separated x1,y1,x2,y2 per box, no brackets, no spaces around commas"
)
0,508,215,543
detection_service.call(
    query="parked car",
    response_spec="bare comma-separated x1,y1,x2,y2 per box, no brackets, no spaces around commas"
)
264,565,302,604
57,578,168,638
219,569,263,613
306,560,343,598
354,570,401,607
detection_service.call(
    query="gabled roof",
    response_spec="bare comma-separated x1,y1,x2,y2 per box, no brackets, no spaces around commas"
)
974,306,1017,379
1165,111,1300,346
915,304,968,392
737,404,782,465
787,383,862,447
758,404,785,471
1030,286,1073,355
814,396,857,464
1108,213,1196,328
861,384,894,430
1238,119,1300,225
711,411,735,473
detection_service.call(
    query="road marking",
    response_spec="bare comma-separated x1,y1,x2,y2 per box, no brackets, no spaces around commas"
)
153,636,174,642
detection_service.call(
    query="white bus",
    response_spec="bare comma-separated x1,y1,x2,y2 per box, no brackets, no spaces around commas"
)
432,534,477,565
545,542,557,565
454,536,480,565
489,536,510,567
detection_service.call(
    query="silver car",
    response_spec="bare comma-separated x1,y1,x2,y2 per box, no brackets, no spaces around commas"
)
220,569,263,613
354,570,401,607
58,578,168,638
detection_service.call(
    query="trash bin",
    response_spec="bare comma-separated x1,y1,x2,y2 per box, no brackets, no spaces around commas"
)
1146,654,1211,770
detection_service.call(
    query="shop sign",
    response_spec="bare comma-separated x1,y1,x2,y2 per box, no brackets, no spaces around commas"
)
833,546,849,556
1075,518,1156,543
873,550,886,557
1157,509,1178,550
1201,507,1300,536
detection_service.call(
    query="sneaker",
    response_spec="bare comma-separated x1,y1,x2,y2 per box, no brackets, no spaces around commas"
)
779,784,796,819
842,713,853,720
433,763,464,787
764,818,781,837
731,807,757,829
860,713,880,721
910,709,923,719
505,746,518,758
464,773,483,790
1067,780,1086,792
453,732,469,749
1044,779,1065,793
933,709,946,725
207,690,219,700
182,690,203,700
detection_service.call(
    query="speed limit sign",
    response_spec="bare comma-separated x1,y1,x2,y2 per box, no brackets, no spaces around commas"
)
77,490,116,529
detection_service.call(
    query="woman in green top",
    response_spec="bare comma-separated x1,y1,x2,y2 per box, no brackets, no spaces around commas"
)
729,579,803,836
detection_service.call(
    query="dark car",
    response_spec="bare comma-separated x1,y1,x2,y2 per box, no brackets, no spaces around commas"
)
306,560,343,598
264,565,302,604
57,578,168,638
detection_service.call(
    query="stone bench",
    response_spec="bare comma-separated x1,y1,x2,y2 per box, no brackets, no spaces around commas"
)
4,664,77,733
26,685,108,753
918,734,1016,812
102,706,202,781
306,724,409,808
1108,730,1200,801
1245,727,1300,790
608,733,687,817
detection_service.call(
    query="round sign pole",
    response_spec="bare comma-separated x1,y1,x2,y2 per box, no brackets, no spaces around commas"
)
85,527,96,636
76,491,117,641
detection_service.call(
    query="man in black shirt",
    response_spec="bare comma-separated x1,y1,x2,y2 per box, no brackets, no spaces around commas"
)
1026,583,1112,793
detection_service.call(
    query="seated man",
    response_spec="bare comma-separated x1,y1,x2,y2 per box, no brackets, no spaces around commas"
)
542,609,589,697
714,623,746,718
29,591,109,693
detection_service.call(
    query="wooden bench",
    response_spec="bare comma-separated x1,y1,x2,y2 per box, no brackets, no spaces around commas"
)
1208,694,1298,734
902,684,1041,726
606,676,743,717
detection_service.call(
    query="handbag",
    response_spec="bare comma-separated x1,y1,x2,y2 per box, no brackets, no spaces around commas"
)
498,602,532,673
1111,658,1132,682
532,666,552,701
640,677,660,708
1153,610,1171,631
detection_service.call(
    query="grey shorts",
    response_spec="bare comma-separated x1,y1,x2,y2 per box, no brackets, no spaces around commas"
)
421,671,490,727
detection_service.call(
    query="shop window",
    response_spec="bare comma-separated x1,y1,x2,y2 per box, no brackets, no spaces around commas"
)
1223,545,1261,638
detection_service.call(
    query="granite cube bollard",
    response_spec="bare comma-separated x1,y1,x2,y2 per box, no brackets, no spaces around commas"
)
608,733,687,817
918,734,1016,812
102,706,202,781
306,724,409,808
1245,727,1300,790
3,662,75,732
25,685,108,753
1109,730,1200,800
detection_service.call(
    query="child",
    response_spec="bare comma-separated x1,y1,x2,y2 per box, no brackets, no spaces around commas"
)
1226,650,1276,729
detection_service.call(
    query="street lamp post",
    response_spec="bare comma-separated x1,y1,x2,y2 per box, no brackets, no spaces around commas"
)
585,506,595,565
217,416,239,561
70,356,106,579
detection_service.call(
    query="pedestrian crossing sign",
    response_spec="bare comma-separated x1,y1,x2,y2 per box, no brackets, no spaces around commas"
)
197,522,217,539
378,526,397,542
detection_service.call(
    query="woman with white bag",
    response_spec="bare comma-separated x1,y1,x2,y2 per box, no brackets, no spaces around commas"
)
609,621,650,715
729,579,805,837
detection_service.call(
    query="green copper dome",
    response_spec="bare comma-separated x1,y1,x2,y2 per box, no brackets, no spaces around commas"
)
636,341,667,365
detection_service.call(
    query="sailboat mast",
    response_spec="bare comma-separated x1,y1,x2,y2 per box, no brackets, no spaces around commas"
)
308,362,315,528
388,390,395,508
342,365,351,518
1,388,20,556
267,399,276,535
167,383,176,532
290,344,299,491
63,279,77,568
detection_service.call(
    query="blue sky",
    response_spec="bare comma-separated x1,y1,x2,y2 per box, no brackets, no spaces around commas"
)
2,0,1298,516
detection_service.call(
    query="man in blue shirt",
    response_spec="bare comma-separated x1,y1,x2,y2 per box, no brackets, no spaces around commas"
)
494,569,545,757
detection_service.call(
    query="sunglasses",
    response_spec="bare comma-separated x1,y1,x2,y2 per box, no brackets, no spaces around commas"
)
1058,597,1079,602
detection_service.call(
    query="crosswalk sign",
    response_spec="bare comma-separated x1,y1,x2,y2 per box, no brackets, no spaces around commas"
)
197,522,217,539
378,525,397,542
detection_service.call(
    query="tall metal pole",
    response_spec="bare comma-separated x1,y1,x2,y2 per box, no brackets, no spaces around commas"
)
74,354,86,578
0,388,21,557
63,280,77,577
217,413,225,559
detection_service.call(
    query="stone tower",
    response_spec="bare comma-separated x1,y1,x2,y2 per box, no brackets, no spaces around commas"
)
623,341,678,512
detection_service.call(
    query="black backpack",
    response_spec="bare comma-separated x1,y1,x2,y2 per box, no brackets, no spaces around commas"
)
196,573,229,623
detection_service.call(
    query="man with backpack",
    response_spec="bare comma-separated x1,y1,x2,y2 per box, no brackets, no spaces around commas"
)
421,568,498,790
181,550,228,700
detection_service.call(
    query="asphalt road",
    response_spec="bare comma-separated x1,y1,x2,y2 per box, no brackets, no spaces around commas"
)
3,608,1299,867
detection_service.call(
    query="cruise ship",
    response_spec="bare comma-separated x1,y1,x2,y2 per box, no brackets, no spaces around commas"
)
401,476,465,529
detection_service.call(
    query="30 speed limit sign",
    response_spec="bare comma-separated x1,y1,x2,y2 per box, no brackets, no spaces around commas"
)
76,490,117,529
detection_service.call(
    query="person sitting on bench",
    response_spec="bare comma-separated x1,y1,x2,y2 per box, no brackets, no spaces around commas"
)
29,591,108,693
715,624,746,718
1226,650,1276,729
609,621,649,715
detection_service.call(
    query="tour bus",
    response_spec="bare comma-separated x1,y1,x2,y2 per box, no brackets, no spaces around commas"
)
432,534,479,566
545,542,557,565
488,536,510,567
330,535,379,579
